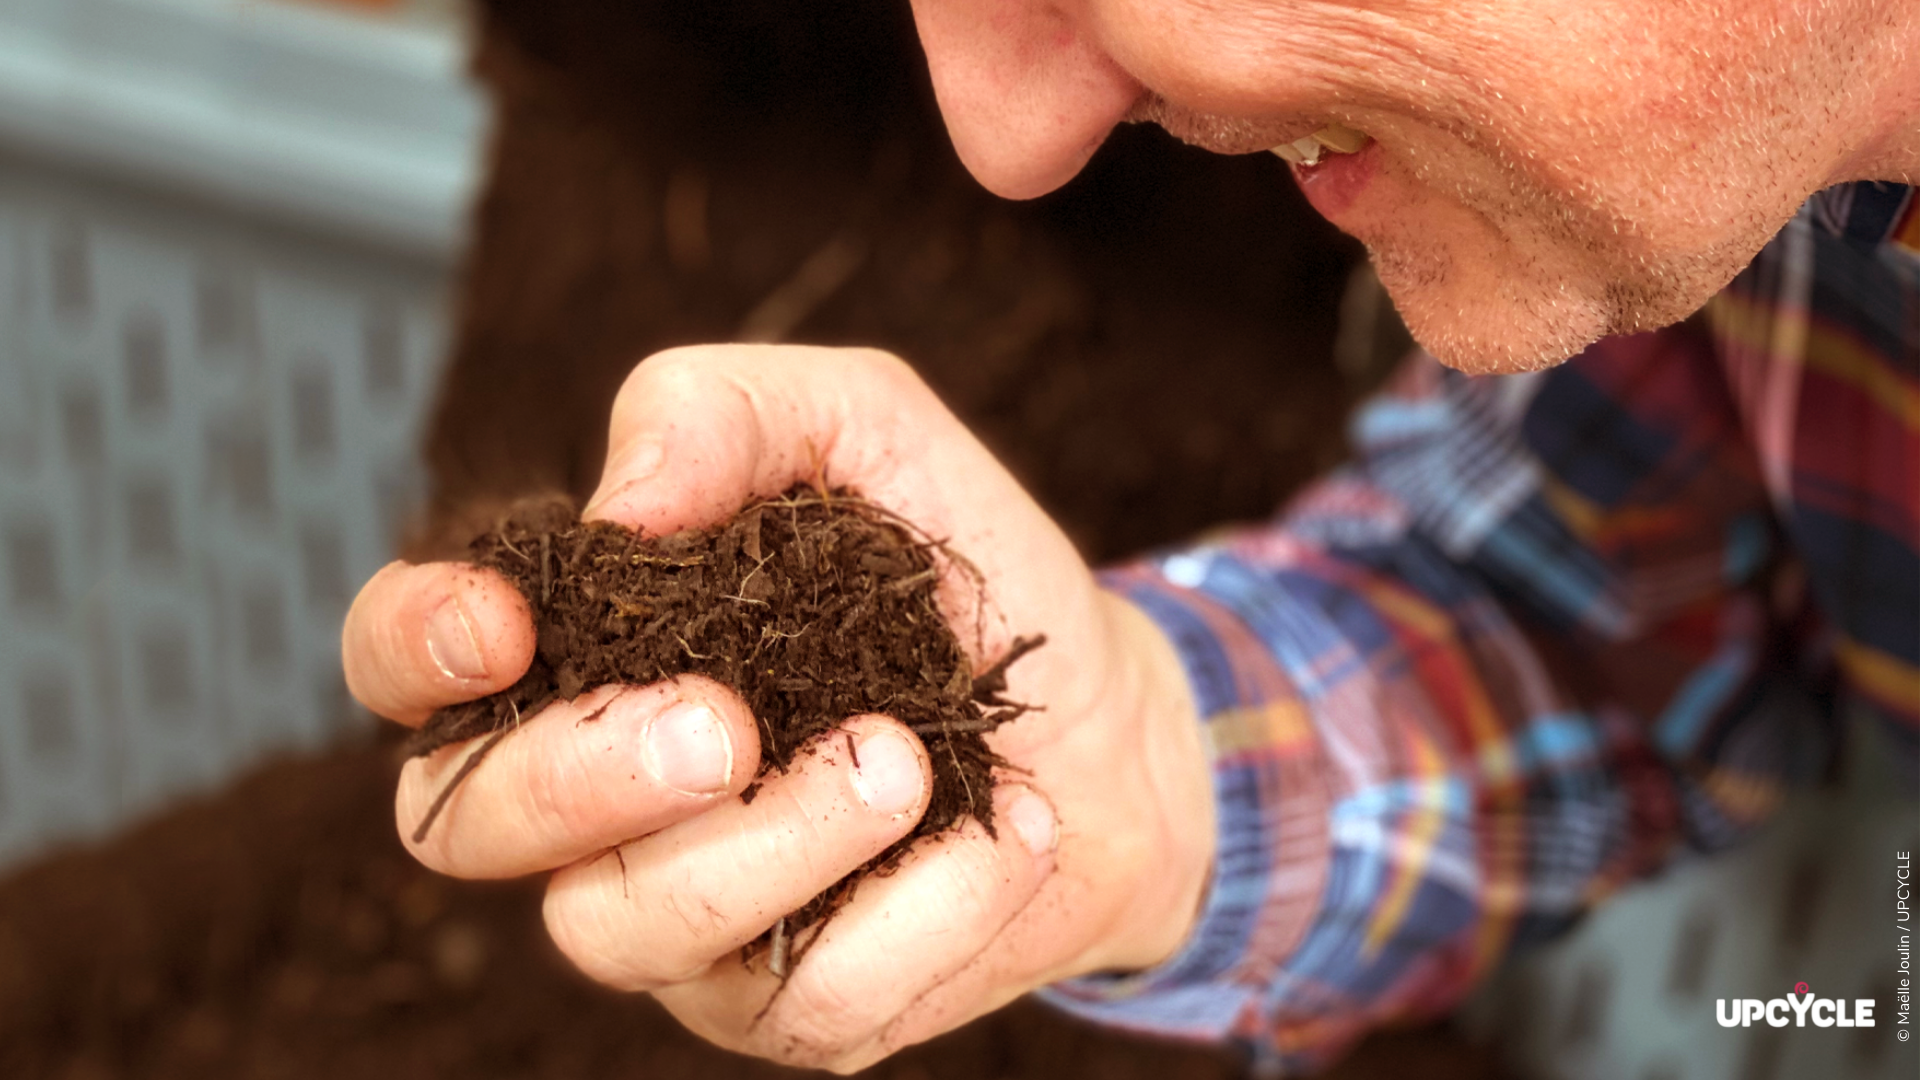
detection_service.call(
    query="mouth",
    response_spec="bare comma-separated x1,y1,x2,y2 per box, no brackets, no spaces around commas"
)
1125,96,1376,166
1268,123,1373,167
1125,94,1323,155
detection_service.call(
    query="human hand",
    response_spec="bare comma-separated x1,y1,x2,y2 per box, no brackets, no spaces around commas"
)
341,345,1214,1071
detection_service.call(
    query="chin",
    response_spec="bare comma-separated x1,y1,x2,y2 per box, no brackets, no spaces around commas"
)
1372,251,1611,377
1406,317,1606,376
1367,228,1736,377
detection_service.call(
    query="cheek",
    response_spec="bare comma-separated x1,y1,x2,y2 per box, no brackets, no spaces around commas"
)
1083,0,1343,111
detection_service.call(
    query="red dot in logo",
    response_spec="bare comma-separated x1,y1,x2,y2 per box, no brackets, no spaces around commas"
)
1794,982,1810,995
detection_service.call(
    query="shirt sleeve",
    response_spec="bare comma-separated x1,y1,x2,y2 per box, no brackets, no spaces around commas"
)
1040,320,1833,1070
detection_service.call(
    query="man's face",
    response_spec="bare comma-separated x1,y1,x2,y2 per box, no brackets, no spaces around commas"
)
909,0,1904,373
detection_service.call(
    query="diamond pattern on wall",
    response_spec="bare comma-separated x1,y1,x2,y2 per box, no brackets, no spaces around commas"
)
0,153,453,866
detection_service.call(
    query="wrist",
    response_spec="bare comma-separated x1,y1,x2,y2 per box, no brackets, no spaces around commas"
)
1088,588,1215,972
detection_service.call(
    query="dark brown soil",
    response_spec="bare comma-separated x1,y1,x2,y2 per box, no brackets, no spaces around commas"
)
410,488,1042,961
0,742,1504,1080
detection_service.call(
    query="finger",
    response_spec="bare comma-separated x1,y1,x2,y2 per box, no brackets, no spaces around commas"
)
578,345,1108,732
656,781,1059,1071
342,561,536,726
397,675,762,879
852,856,1071,1061
541,715,931,991
581,344,935,535
577,346,1051,656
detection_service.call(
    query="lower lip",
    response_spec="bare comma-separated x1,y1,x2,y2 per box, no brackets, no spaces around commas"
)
1292,139,1380,221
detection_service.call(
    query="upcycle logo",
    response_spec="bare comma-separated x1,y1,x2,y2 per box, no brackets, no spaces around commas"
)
1717,983,1876,1029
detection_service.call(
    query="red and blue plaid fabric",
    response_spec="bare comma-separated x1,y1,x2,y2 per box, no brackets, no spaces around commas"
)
1042,182,1919,1069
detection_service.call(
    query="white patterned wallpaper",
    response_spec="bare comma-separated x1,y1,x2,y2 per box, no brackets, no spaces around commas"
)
0,151,454,866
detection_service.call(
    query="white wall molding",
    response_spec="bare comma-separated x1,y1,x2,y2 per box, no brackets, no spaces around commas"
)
0,0,487,259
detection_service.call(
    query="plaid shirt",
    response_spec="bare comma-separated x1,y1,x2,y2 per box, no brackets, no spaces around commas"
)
1042,182,1919,1069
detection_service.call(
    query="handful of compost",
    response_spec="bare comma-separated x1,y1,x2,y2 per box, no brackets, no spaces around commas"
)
409,485,1042,976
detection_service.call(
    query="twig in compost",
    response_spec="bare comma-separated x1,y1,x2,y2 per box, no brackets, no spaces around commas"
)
973,634,1048,705
885,568,938,593
768,916,791,980
498,533,530,563
944,732,977,820
411,721,514,844
908,719,998,736
540,533,553,607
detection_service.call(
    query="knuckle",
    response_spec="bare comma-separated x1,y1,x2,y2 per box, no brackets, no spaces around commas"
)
850,347,925,395
953,834,1014,909
543,909,633,990
614,346,720,418
766,973,886,1067
643,346,714,388
761,1015,865,1070
928,828,1003,896
542,877,661,991
517,729,604,845
544,867,723,992
636,342,714,375
635,343,753,395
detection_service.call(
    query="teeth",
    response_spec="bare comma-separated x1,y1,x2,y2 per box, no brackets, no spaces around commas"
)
1270,123,1372,166
1312,123,1370,153
1270,138,1322,166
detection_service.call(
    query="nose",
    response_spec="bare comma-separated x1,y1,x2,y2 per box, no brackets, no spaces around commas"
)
908,0,1143,200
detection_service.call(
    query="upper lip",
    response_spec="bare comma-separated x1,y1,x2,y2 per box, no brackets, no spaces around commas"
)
1125,93,1322,155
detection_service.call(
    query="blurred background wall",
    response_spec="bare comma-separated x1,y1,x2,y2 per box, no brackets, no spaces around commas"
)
0,0,487,866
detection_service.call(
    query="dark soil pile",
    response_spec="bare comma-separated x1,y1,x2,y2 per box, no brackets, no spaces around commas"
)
410,488,1041,958
0,744,1501,1080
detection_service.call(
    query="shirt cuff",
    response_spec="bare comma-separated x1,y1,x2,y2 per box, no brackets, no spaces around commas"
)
1040,556,1334,1049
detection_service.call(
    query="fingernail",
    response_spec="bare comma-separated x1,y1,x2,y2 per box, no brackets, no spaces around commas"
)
425,596,487,681
643,701,733,796
1006,787,1058,856
585,435,665,516
850,730,923,816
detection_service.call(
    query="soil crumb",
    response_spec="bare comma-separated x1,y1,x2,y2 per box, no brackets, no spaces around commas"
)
410,484,1042,966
